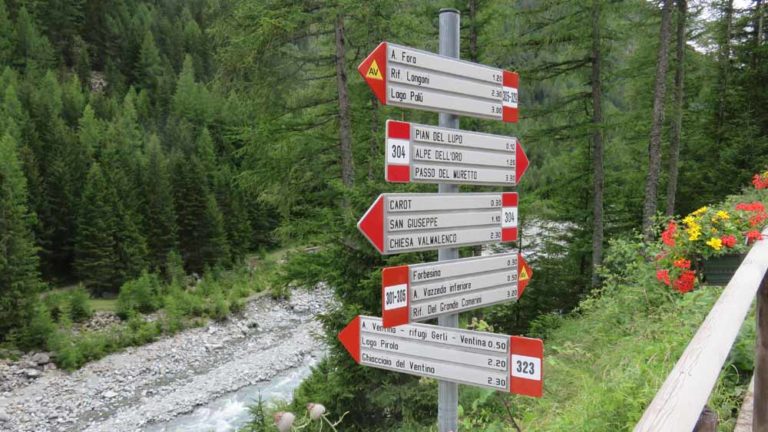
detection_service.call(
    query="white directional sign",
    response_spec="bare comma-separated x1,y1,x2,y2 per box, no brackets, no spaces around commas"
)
357,192,519,255
385,120,529,186
338,315,543,397
381,253,533,327
358,42,519,122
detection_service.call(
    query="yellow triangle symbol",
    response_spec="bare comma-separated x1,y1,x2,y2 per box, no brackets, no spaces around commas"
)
519,267,529,281
366,60,383,80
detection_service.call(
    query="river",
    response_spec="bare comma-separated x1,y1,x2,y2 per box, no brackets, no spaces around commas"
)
145,354,321,432
0,287,334,432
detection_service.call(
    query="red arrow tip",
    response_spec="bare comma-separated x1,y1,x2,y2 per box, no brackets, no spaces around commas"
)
516,139,529,184
338,316,361,363
518,253,532,299
358,42,387,105
358,195,385,253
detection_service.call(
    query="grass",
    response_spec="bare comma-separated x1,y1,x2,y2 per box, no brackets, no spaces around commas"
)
89,298,117,313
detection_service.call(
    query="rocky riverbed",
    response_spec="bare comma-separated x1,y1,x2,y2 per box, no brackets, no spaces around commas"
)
0,286,334,432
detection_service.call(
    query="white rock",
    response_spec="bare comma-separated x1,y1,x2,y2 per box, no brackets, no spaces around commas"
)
24,369,41,378
103,390,117,399
31,353,50,365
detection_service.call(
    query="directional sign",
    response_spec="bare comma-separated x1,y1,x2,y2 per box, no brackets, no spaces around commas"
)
338,315,543,397
357,192,519,255
381,253,533,327
385,120,529,186
358,42,519,122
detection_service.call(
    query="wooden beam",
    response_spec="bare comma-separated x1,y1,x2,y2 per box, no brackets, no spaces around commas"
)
635,228,768,432
755,274,768,431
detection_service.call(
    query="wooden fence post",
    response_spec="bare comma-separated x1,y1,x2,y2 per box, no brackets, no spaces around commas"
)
755,278,768,432
693,406,717,432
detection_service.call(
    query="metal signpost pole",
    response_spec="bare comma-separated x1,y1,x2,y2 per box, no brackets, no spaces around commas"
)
437,8,460,432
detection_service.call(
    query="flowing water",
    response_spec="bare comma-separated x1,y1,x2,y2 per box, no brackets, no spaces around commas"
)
144,354,321,432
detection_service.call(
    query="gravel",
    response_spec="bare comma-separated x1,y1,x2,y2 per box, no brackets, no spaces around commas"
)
0,286,334,432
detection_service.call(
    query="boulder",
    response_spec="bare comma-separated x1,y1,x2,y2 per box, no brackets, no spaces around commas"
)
24,368,41,378
31,352,50,365
0,410,10,422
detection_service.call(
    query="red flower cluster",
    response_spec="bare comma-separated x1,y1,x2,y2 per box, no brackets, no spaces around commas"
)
736,201,768,230
721,235,736,248
754,173,768,190
750,213,768,227
736,201,766,212
661,221,677,247
673,270,696,293
747,230,764,243
656,269,671,286
673,259,691,269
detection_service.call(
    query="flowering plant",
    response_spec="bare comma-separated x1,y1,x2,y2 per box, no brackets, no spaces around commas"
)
654,173,767,293
753,170,768,190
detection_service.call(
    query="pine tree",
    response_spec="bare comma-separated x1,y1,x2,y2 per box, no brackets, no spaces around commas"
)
142,134,177,272
136,30,163,98
0,1,14,65
14,6,54,73
200,193,230,269
172,152,229,274
172,54,212,126
0,133,42,342
35,0,85,65
75,163,118,295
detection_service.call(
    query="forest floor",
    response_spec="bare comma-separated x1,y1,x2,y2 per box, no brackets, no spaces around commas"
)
0,285,334,432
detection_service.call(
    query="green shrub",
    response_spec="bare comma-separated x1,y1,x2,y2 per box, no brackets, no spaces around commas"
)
116,272,163,318
13,303,56,350
42,291,70,322
47,330,83,370
68,285,93,322
208,291,230,321
165,250,185,284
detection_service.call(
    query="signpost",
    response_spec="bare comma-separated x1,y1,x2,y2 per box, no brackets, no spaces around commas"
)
338,315,544,397
381,253,533,327
357,42,519,122
348,10,541,431
357,192,519,255
385,120,529,186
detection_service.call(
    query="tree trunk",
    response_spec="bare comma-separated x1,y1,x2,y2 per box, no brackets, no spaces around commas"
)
756,0,764,67
335,13,354,188
665,0,687,217
368,94,379,180
715,0,734,144
590,0,604,287
642,0,673,241
469,0,479,62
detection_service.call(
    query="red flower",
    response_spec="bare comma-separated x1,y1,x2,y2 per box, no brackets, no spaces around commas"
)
673,259,691,269
736,202,766,213
747,230,764,243
661,221,677,247
754,174,768,190
656,269,671,286
721,235,736,248
673,270,696,294
749,212,768,227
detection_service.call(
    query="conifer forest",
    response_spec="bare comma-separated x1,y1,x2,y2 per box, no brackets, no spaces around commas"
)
0,0,767,431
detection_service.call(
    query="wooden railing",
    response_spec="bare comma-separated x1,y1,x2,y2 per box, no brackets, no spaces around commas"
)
634,227,768,432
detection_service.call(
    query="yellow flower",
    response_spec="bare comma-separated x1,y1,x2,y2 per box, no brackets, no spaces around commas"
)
688,229,701,241
714,210,730,221
682,216,695,226
692,206,708,217
686,220,702,241
706,237,723,251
